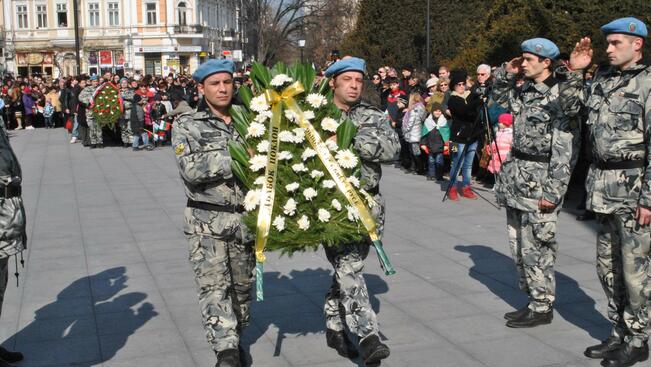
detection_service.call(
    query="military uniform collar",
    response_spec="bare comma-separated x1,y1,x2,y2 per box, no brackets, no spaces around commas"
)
192,98,230,124
524,74,558,94
601,61,649,76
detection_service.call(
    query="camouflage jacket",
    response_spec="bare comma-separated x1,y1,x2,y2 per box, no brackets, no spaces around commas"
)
0,127,26,257
78,86,98,121
492,65,580,211
564,63,651,213
342,101,400,192
172,106,245,209
120,88,135,116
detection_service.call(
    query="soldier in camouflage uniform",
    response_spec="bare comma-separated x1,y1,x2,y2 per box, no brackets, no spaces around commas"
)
563,18,651,367
119,79,135,147
491,38,580,328
0,121,27,367
172,59,253,367
322,57,399,365
78,76,103,148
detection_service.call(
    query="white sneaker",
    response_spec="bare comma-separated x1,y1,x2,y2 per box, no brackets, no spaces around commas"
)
70,137,77,144
15,126,23,130
25,126,34,130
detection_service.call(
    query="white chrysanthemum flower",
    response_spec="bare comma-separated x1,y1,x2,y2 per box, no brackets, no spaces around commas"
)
318,208,331,223
346,205,360,222
279,131,295,143
272,215,286,232
322,180,336,189
270,74,293,87
306,93,327,109
278,151,293,160
254,176,266,186
302,110,315,121
297,215,310,230
347,176,360,188
325,139,339,152
292,163,308,173
249,155,268,172
335,149,359,169
250,94,269,113
301,148,317,161
293,128,306,143
243,190,261,212
257,140,270,153
254,110,273,123
283,198,297,216
246,122,266,138
331,199,342,211
284,109,298,123
285,182,300,192
321,117,340,132
303,187,318,201
310,170,324,179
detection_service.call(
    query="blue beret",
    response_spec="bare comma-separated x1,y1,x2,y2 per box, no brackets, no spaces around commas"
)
89,75,98,81
192,59,235,83
601,17,648,38
521,38,560,60
324,57,366,78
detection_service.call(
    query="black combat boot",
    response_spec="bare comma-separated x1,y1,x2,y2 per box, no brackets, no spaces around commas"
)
584,336,623,359
0,347,23,363
215,349,241,367
326,329,359,359
504,305,530,321
359,334,390,364
505,308,553,328
602,343,649,367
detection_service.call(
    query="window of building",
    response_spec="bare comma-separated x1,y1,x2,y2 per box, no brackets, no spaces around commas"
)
56,3,68,27
89,3,100,27
178,2,187,26
146,3,157,25
16,5,28,29
36,4,48,28
108,2,119,26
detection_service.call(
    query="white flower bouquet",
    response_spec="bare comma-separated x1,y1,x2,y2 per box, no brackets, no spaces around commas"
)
228,63,394,300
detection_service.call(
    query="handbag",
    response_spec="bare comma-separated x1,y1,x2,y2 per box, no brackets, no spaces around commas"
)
65,118,73,132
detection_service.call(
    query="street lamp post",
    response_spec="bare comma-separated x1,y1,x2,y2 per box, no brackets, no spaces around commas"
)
73,0,81,75
426,0,430,70
298,39,305,63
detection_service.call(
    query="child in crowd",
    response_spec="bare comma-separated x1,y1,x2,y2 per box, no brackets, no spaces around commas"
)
43,98,55,129
130,94,153,151
487,113,513,174
421,102,449,181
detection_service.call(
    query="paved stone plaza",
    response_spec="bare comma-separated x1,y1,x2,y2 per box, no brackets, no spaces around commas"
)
1,129,611,367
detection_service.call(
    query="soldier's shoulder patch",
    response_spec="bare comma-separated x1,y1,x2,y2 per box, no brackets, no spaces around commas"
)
174,142,186,156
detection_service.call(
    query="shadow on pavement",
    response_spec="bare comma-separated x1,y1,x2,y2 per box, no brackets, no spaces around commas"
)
245,267,388,367
3,266,157,366
455,245,610,341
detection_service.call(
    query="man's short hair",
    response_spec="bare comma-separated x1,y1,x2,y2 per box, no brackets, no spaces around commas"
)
476,64,491,74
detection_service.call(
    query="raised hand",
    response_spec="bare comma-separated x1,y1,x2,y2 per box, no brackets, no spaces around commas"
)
570,37,593,71
505,57,523,75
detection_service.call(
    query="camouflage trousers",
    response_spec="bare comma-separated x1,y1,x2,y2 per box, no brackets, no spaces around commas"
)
596,210,650,347
323,194,385,339
88,117,103,145
506,206,558,313
119,117,132,145
185,208,255,353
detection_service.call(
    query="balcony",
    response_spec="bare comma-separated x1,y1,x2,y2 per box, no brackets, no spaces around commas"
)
173,25,203,34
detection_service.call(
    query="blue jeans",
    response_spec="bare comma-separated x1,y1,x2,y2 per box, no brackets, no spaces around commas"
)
132,132,149,148
72,115,79,137
450,141,478,187
427,152,444,178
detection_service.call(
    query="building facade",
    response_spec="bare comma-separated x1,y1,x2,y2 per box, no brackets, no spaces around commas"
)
1,0,241,78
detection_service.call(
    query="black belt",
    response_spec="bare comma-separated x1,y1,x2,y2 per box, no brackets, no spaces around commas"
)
2,183,21,199
512,149,551,163
365,186,379,195
187,199,244,212
595,160,645,170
